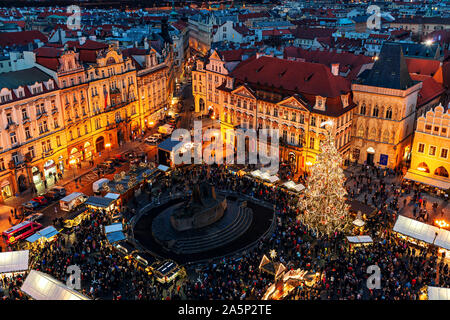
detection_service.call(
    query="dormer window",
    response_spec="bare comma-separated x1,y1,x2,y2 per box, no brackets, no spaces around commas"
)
341,94,349,108
314,96,326,111
0,94,11,103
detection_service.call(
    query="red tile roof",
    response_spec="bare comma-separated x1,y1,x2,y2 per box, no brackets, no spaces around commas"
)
283,47,373,80
262,29,292,37
233,23,253,36
0,30,47,47
230,56,351,99
406,58,441,77
294,27,336,40
218,48,256,62
410,74,445,106
172,19,188,31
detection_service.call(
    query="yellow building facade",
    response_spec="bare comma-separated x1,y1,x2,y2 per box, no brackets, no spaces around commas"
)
407,104,450,190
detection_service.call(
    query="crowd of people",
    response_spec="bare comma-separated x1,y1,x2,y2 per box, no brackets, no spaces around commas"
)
0,162,448,300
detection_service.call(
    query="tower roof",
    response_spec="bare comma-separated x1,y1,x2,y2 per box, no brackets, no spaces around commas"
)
356,42,417,90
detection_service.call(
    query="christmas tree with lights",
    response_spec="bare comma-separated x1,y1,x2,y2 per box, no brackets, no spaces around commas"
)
298,121,352,237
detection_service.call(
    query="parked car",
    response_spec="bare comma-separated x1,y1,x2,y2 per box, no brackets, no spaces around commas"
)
31,196,48,206
43,190,59,201
23,200,40,210
145,136,158,144
113,154,127,162
24,212,44,222
51,186,66,197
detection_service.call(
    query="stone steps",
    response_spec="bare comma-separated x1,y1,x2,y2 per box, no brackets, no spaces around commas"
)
171,206,253,254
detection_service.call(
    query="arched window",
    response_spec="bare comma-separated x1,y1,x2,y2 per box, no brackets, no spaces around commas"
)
417,162,430,173
386,107,392,119
372,105,379,117
357,125,364,137
434,166,449,177
360,103,366,115
382,130,390,143
369,127,377,140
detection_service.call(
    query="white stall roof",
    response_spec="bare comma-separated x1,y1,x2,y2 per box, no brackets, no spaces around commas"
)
393,215,450,250
393,215,437,244
427,286,450,300
105,223,123,234
104,193,120,200
251,170,262,178
157,164,170,172
0,250,29,274
21,270,90,300
353,219,365,227
346,235,373,243
283,181,305,192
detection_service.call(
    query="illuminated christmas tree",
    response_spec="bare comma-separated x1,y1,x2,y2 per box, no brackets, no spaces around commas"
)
298,121,352,237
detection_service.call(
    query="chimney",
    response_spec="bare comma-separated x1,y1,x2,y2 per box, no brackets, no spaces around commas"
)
256,52,264,59
331,63,339,76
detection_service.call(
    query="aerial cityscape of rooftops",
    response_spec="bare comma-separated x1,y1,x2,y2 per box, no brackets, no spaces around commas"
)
0,0,448,305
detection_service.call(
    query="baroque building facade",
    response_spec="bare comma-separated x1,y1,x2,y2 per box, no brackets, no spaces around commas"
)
192,51,355,174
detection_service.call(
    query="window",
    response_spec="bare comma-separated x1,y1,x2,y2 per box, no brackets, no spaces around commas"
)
56,136,61,147
418,143,425,153
299,114,304,124
309,137,315,149
0,159,5,171
25,127,31,140
386,107,392,119
360,103,366,115
273,109,278,117
290,133,295,144
10,132,17,145
425,124,432,130
12,152,19,164
372,106,379,117
434,126,440,133
429,146,436,156
6,113,13,124
311,116,316,126
84,125,88,135
53,118,59,129
441,148,448,159
77,127,81,137
442,128,447,134
28,146,35,158
22,108,28,120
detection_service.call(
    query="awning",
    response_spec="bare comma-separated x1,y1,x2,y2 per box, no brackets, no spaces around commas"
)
104,193,120,200
105,223,123,234
21,270,90,300
251,170,262,178
427,286,450,300
85,196,114,208
157,164,170,172
346,235,373,243
393,215,450,250
403,171,450,190
26,226,59,243
353,219,365,227
0,250,29,274
106,231,126,244
283,181,305,192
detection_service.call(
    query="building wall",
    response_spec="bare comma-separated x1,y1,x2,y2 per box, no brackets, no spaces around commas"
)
350,83,422,168
408,104,449,183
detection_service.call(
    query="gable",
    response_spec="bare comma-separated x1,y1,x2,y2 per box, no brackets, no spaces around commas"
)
277,96,309,112
231,85,255,99
209,50,222,62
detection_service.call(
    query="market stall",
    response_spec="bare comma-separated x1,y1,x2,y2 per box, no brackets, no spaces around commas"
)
85,196,116,212
20,270,90,300
105,222,126,244
154,260,181,284
426,286,450,300
0,250,29,275
346,235,373,251
393,215,450,256
282,181,305,193
63,206,89,229
25,226,59,247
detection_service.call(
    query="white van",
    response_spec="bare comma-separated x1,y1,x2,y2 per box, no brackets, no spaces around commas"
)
60,192,88,212
158,124,174,136
92,178,110,194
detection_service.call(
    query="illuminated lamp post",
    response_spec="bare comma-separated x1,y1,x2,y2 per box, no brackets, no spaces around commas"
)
69,159,77,180
105,143,112,158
